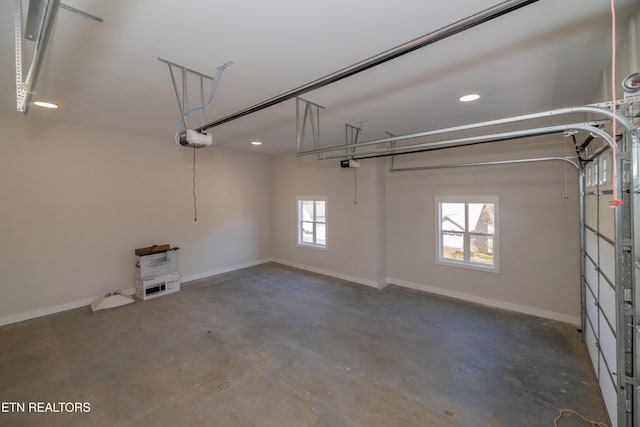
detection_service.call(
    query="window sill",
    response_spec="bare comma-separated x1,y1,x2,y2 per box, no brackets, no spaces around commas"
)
436,258,499,274
297,243,328,251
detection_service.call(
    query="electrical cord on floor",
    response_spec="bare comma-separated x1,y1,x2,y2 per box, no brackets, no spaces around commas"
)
553,409,609,427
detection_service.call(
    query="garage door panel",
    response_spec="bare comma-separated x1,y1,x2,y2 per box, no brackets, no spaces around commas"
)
600,239,615,283
585,259,598,297
586,230,598,260
600,365,618,427
599,197,615,241
585,318,599,378
582,151,624,427
586,290,598,339
599,318,617,382
599,353,616,390
585,195,598,229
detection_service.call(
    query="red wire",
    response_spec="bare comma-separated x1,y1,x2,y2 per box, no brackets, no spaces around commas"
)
610,0,620,206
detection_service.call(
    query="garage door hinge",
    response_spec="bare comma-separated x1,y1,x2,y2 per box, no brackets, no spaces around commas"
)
625,399,631,412
625,289,632,302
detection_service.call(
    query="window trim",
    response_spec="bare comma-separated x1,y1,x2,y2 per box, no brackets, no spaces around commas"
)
435,195,499,273
297,196,327,250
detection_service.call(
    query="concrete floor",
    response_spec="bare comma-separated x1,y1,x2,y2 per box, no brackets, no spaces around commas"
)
0,263,607,426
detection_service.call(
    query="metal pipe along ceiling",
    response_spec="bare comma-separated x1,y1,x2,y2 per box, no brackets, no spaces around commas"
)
389,157,581,173
320,123,613,166
296,106,632,157
316,122,615,161
197,0,540,132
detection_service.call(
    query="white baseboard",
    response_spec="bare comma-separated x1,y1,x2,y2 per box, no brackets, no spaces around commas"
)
181,258,273,283
0,260,578,327
0,287,133,327
272,258,384,289
0,259,273,327
387,277,580,325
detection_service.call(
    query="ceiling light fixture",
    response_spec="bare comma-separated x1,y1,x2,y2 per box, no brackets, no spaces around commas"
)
33,101,58,109
251,141,262,146
459,94,480,102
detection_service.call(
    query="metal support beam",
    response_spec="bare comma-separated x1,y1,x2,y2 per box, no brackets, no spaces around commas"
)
389,156,581,173
615,129,635,426
14,0,102,113
158,57,216,81
15,0,24,111
316,123,614,161
345,123,364,155
166,64,189,132
24,0,47,41
579,170,586,340
158,58,233,137
17,0,60,113
197,0,540,132
296,97,324,152
58,2,103,22
296,106,631,157
633,124,640,427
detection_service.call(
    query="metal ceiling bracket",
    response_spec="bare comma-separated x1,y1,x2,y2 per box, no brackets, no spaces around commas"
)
59,3,103,23
24,0,47,41
14,0,102,113
16,0,60,114
15,0,25,112
158,57,233,139
344,122,365,206
345,122,364,156
296,97,325,153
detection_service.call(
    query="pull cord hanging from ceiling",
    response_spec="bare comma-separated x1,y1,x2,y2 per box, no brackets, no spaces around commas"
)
193,146,197,221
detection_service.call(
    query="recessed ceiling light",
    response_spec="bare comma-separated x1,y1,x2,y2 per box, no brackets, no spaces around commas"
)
251,141,262,146
459,94,480,102
33,101,58,109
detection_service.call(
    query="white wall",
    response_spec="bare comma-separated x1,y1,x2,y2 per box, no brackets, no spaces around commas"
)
0,115,271,323
385,137,581,323
0,115,584,324
271,135,581,323
271,154,385,287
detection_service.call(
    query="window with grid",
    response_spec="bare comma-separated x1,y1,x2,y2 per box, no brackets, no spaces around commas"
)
436,196,498,271
297,198,326,248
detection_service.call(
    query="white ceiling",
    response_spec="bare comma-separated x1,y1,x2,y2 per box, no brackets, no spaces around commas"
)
1,0,638,153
